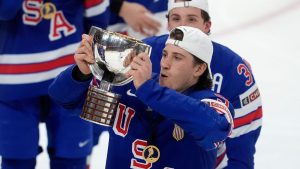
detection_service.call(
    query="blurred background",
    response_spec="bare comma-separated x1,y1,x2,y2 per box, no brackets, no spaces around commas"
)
37,0,300,168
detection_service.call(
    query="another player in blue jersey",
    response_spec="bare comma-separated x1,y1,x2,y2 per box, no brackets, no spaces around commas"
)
49,26,234,169
0,1,109,169
142,0,263,168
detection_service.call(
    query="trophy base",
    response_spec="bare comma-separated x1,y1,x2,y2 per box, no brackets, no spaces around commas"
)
80,85,121,126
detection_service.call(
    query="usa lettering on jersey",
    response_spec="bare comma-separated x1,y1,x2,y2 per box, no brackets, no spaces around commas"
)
113,103,135,137
112,104,154,169
131,139,152,169
22,0,76,41
212,73,223,93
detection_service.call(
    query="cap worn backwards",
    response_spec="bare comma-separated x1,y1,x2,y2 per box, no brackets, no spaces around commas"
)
168,0,209,14
165,26,213,78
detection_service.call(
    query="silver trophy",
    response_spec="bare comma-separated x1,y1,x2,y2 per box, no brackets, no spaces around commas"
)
80,26,152,126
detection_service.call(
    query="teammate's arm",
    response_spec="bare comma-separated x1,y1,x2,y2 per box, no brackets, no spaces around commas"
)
225,60,262,169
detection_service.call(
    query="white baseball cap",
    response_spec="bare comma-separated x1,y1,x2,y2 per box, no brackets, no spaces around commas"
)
168,0,209,14
165,26,213,79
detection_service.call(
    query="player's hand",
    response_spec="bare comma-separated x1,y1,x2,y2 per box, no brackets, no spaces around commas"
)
123,50,137,67
74,34,94,75
119,1,161,37
127,53,152,89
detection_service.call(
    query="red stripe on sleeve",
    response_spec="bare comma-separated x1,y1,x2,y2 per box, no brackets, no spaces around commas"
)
234,107,263,128
0,54,75,74
215,150,226,167
84,0,103,8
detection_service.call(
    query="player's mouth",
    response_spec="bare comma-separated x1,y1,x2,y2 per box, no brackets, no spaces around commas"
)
160,73,168,78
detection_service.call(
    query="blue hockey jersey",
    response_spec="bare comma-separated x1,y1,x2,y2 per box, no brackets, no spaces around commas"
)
143,34,263,168
49,65,235,169
0,0,109,101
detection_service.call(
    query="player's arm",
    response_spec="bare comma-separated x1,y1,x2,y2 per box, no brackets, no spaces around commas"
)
49,34,94,108
48,65,92,109
0,0,23,20
136,80,234,150
128,53,233,150
225,59,263,169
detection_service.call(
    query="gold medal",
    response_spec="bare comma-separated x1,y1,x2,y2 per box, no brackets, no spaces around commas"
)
172,124,184,141
142,145,160,163
40,2,57,20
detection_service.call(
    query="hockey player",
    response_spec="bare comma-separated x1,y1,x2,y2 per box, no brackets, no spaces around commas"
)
49,26,234,169
0,0,109,169
142,0,263,168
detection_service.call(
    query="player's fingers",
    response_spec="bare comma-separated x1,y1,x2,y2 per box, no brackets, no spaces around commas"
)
140,15,160,34
76,47,94,63
136,25,146,35
76,53,94,64
138,53,150,61
131,55,144,67
130,61,139,71
126,69,134,77
123,52,135,67
134,19,154,35
144,14,161,30
79,39,93,60
81,37,93,52
82,34,93,46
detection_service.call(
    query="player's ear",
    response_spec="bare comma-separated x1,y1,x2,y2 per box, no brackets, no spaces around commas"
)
194,63,207,77
203,21,212,34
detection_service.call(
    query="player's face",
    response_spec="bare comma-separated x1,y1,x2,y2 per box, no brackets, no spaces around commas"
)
159,44,203,92
168,7,211,34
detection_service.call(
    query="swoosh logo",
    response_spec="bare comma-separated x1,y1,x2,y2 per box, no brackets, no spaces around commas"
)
127,89,136,97
78,139,89,148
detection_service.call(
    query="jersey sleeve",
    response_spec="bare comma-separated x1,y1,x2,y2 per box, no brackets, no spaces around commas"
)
212,43,263,168
48,65,91,109
225,59,262,169
83,0,110,31
229,59,262,138
136,79,234,151
0,1,23,20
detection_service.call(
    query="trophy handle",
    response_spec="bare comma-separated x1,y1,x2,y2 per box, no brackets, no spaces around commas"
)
88,27,104,82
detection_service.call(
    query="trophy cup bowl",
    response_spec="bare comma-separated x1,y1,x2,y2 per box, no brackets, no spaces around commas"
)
80,26,152,126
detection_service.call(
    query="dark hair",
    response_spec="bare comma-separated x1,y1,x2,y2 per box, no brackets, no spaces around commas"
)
169,28,184,40
192,55,212,90
169,28,212,90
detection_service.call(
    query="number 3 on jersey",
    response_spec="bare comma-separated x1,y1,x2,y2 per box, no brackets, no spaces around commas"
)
237,63,253,86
